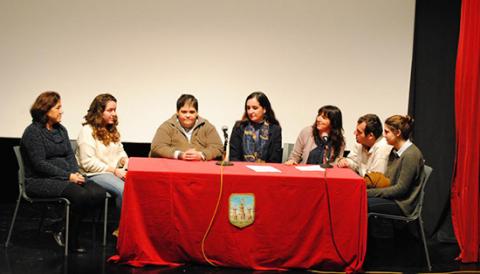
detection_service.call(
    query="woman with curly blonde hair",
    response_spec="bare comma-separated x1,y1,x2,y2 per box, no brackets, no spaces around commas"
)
76,93,128,216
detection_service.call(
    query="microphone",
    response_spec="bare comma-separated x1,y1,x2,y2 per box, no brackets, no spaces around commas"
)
222,126,229,146
216,125,233,166
320,135,333,168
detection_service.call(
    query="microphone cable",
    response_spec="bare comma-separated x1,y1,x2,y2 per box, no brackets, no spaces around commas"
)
200,163,226,267
322,166,349,268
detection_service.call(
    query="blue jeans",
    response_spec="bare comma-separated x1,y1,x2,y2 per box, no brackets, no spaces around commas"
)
88,173,124,209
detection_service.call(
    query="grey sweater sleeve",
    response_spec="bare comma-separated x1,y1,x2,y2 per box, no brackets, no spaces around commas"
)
367,148,423,199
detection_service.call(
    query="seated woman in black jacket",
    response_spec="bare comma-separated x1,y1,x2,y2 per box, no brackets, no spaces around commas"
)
20,91,106,253
229,91,282,163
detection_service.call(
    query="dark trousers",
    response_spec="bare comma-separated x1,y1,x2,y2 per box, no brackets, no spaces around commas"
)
368,197,403,215
368,197,403,239
61,181,106,246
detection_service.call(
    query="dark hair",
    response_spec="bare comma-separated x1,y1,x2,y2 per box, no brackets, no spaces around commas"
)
385,115,414,140
176,94,198,112
241,91,280,125
83,93,120,145
30,91,61,124
311,105,344,158
358,114,383,139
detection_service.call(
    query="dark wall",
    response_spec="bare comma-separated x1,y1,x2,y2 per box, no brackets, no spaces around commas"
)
1,137,150,204
409,0,461,242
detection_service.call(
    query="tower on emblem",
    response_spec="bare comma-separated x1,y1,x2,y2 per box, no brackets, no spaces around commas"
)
229,193,255,228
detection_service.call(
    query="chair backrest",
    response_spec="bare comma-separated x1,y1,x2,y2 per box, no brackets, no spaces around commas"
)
70,139,78,153
410,165,433,218
282,143,294,163
13,146,30,201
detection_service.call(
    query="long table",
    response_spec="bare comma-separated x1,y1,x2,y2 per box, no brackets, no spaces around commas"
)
109,157,367,272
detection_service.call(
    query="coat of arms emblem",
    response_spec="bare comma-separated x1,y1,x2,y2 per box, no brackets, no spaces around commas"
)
229,193,255,228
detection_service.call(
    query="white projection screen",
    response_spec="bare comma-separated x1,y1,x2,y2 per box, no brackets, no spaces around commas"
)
0,0,415,150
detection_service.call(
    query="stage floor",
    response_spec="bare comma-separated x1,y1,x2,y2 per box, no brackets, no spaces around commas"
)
1,203,478,274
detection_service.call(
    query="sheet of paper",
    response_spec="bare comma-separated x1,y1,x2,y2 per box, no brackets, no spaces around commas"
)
295,165,325,171
246,165,281,173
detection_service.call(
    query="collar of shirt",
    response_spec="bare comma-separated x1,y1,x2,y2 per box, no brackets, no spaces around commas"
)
364,136,386,155
395,139,412,157
177,119,198,142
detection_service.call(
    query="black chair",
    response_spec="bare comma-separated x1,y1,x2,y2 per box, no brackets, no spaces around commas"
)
5,146,109,255
368,165,433,271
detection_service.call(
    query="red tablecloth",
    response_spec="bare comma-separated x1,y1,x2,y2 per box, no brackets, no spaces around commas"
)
110,157,367,272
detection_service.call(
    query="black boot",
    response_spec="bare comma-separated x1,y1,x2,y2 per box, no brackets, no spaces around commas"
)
68,240,87,254
68,213,87,254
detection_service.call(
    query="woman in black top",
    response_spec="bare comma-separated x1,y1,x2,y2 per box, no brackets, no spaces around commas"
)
20,91,106,253
229,91,282,163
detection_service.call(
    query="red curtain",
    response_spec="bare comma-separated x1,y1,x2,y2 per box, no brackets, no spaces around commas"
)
451,0,480,263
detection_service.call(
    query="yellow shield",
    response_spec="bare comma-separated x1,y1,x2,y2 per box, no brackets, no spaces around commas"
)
229,193,255,228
